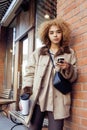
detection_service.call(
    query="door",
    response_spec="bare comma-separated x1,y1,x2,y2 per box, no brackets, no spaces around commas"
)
14,37,29,110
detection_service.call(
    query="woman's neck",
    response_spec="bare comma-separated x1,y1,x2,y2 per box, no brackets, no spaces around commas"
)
50,44,59,54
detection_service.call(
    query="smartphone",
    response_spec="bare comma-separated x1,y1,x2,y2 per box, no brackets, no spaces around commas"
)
58,58,64,63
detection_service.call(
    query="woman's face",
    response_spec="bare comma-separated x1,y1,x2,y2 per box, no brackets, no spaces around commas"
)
48,25,62,45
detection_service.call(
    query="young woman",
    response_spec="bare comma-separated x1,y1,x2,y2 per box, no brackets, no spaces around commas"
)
21,18,77,130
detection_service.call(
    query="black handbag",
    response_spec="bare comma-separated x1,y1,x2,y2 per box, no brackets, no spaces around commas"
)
53,71,72,94
49,51,72,94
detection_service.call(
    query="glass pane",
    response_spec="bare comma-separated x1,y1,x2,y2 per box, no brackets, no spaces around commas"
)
22,38,28,86
35,0,57,49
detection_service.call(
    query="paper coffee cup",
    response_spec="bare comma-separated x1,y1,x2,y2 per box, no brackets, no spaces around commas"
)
20,94,29,115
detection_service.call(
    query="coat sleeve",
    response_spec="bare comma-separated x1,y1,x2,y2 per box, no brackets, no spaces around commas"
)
60,49,77,83
22,51,36,88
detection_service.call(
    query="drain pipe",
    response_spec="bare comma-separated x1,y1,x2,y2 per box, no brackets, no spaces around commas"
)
0,0,23,27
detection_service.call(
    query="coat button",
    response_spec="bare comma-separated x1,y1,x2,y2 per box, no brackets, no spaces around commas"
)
41,86,44,89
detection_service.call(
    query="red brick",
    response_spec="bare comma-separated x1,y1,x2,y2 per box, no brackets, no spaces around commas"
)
72,7,80,16
64,3,76,14
82,33,87,41
74,35,83,43
82,101,87,108
78,57,87,66
76,50,82,58
82,83,87,91
78,127,87,130
80,66,87,74
53,0,87,129
81,118,87,127
64,121,78,130
73,92,87,100
73,25,87,36
72,99,83,107
81,17,87,26
81,1,87,9
76,0,85,5
71,115,81,124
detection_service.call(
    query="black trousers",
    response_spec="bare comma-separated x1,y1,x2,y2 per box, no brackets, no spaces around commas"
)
29,104,64,130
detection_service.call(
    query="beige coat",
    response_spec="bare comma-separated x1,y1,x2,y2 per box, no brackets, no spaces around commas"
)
23,47,77,125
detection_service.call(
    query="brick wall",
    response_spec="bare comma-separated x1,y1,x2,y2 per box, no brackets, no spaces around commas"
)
57,0,87,129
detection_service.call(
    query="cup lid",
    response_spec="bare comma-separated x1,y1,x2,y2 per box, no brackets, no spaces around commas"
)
20,93,29,100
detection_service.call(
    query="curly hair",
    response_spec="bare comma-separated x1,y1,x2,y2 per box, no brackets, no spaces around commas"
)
38,18,71,48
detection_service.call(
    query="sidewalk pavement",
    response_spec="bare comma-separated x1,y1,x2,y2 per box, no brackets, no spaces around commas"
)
0,113,28,130
0,112,48,130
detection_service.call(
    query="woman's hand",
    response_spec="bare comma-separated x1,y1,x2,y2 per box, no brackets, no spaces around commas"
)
56,61,70,70
21,86,32,95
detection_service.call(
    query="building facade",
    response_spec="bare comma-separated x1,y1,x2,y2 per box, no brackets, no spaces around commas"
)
0,0,87,129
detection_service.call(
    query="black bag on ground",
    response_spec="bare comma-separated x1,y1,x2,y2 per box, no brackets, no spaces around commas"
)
53,71,72,94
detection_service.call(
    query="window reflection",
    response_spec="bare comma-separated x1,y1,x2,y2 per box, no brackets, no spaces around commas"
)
22,38,28,85
35,0,57,49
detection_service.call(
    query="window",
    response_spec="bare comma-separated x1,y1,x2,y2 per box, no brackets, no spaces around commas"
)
35,0,57,48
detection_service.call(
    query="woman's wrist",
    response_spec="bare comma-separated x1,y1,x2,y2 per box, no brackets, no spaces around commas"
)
21,86,32,95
